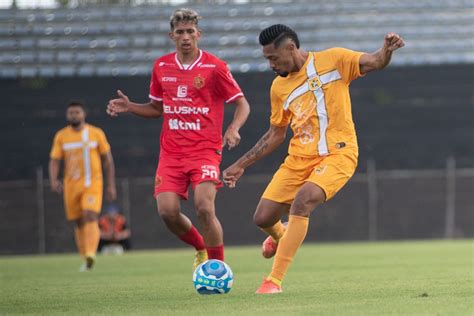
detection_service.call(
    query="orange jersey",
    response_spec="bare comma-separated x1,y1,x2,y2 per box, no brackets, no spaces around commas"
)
99,214,127,234
50,124,111,188
270,48,364,158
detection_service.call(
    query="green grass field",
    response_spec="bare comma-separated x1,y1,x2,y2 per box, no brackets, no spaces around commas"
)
1,240,472,315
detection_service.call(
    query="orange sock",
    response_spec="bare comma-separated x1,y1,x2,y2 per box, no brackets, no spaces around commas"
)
74,226,85,257
268,215,309,284
261,221,286,242
82,221,100,258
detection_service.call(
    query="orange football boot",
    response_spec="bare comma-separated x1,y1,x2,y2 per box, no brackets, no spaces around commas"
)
262,236,278,258
255,278,282,294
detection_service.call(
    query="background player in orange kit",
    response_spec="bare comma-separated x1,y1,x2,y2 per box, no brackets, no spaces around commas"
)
107,8,250,268
224,24,404,293
49,101,117,271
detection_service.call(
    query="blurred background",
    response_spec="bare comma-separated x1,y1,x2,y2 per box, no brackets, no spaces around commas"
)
0,0,472,254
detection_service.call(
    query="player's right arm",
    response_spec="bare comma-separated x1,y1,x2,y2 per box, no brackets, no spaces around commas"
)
107,90,163,118
223,124,287,188
49,159,62,193
49,132,63,194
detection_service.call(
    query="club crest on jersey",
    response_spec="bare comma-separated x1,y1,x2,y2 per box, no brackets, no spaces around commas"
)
308,76,322,91
193,74,205,89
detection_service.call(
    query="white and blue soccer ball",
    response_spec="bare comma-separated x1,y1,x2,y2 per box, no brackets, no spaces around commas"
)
193,259,233,294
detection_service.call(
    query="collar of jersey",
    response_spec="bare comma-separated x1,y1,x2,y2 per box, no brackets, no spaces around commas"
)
174,49,203,71
288,52,312,79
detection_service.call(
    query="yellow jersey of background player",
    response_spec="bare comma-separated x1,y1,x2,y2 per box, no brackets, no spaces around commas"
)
49,101,116,272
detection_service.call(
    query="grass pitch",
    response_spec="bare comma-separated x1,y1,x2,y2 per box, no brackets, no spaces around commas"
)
1,240,472,315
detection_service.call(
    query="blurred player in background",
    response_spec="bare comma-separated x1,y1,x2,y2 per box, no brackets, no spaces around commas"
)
49,101,117,271
98,204,131,254
224,24,404,293
106,8,250,268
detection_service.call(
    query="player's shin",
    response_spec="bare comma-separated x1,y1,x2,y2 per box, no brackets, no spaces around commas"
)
74,226,86,257
268,215,309,285
83,220,100,258
179,225,206,251
200,216,225,260
261,221,286,242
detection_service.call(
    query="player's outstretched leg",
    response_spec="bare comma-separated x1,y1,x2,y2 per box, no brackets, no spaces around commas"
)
256,215,308,293
156,193,207,269
194,182,224,261
257,183,324,294
253,199,291,259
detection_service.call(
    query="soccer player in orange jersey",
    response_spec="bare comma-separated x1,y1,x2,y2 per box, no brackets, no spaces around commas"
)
223,24,404,294
49,101,117,271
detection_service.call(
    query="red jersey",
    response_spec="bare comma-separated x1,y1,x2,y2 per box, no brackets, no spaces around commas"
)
149,50,244,155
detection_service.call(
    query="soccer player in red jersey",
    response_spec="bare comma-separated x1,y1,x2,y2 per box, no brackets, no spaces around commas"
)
107,8,250,268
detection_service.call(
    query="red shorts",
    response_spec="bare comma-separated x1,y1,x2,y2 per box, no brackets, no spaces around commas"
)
154,151,223,200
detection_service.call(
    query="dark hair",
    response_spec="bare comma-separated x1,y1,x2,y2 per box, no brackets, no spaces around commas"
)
67,101,86,111
259,24,300,48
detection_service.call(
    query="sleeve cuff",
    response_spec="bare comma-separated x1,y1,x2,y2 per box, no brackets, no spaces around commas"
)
355,52,366,78
149,94,163,101
225,92,244,104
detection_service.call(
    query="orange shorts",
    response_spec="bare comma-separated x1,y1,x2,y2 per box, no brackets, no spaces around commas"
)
63,183,103,220
262,150,358,204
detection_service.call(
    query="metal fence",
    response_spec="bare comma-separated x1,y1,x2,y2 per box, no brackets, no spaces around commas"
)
0,158,473,255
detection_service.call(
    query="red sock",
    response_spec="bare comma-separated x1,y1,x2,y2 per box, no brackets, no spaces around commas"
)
206,245,224,261
178,226,205,251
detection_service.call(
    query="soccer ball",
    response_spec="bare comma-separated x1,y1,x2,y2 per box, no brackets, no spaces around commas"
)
193,259,233,294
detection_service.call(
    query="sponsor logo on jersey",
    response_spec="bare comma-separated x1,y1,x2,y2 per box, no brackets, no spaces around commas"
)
168,118,201,130
193,74,205,89
158,61,173,67
164,105,209,115
177,85,188,98
197,62,216,68
162,77,177,82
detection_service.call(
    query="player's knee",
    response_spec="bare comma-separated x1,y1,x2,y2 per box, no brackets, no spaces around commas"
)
158,207,180,223
75,218,85,228
253,211,273,228
82,210,98,222
195,203,215,222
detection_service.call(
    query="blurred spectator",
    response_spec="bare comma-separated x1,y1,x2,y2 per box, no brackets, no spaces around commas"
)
98,204,131,254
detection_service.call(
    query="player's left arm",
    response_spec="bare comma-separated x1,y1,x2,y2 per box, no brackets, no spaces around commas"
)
360,33,405,74
223,96,251,150
101,151,117,201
